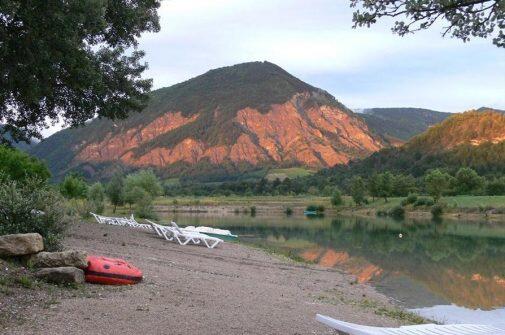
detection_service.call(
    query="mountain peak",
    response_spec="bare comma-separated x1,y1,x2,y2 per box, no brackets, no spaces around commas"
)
30,62,383,180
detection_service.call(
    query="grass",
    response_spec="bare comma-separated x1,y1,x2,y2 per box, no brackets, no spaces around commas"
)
265,167,315,181
314,290,427,324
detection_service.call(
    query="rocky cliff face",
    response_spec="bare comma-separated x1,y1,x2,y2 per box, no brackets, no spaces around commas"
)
31,61,385,178
73,92,383,171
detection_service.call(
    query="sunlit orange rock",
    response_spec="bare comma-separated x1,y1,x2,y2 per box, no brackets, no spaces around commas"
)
74,92,384,170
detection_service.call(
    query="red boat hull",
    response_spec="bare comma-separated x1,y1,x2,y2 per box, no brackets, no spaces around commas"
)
85,255,142,285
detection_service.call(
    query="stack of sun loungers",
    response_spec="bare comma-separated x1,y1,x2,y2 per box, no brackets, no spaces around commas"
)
90,213,223,249
90,212,151,230
315,314,505,335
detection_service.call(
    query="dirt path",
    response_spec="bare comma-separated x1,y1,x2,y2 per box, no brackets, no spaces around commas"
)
7,222,409,335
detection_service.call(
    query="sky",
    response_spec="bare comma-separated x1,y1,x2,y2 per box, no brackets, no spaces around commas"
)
43,0,505,136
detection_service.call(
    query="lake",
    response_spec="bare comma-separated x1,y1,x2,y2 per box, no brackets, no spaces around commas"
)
163,212,505,328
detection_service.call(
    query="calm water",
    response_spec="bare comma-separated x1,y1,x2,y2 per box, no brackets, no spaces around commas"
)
166,213,505,327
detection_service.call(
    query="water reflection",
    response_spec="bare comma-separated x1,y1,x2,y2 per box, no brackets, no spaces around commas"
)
168,213,505,312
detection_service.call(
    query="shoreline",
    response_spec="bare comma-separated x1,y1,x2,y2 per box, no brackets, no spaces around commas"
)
4,221,424,334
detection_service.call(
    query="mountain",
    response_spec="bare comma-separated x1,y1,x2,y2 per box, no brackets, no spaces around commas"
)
357,108,452,142
317,110,505,180
30,61,384,180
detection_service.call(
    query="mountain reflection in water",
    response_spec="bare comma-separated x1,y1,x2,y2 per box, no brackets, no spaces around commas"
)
169,213,505,312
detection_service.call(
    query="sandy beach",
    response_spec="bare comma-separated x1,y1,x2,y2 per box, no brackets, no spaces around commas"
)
5,221,413,335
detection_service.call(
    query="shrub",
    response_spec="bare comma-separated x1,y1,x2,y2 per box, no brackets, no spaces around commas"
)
431,204,444,218
316,205,325,213
60,174,88,199
285,207,293,216
0,145,50,182
306,205,317,212
331,189,343,207
87,182,105,214
406,193,418,204
106,173,124,212
134,189,157,220
0,178,69,251
388,205,405,219
250,206,257,216
414,197,435,207
66,199,92,219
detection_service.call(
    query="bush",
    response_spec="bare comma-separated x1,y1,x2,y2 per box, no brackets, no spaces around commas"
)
388,205,405,219
285,207,293,216
316,205,325,212
250,206,257,216
0,178,69,251
431,204,444,218
331,189,343,207
87,182,105,214
134,189,157,220
66,198,92,219
414,197,435,207
406,193,418,204
0,145,50,182
60,174,88,199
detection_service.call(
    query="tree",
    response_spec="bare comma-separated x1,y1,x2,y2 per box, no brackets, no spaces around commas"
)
455,167,483,194
425,169,452,201
368,174,380,201
106,173,125,213
60,174,88,199
1,1,161,143
351,0,504,47
376,172,394,202
486,177,505,195
123,170,162,198
350,176,367,205
0,145,50,182
87,182,106,214
331,189,344,206
392,174,417,196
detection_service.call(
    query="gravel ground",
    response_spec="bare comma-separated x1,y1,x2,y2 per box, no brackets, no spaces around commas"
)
4,221,409,335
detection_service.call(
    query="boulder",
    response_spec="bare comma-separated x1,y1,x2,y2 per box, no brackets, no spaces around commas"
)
0,233,44,257
34,267,85,284
29,250,88,269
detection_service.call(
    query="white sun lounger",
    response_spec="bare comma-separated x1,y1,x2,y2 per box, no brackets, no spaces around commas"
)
171,221,223,249
315,314,505,335
146,220,222,248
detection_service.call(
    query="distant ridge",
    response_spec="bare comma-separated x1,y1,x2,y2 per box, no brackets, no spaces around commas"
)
357,107,451,141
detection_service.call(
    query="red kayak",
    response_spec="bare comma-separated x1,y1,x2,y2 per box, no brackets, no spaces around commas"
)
85,255,142,285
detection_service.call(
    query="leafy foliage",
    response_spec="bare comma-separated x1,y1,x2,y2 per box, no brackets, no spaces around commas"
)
106,172,125,212
60,174,88,199
87,182,106,214
425,169,453,201
350,176,367,205
351,0,505,47
0,145,50,182
331,189,344,206
1,0,160,143
0,178,68,251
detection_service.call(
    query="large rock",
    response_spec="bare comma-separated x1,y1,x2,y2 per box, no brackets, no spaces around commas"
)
0,233,44,257
29,250,88,269
34,267,85,284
